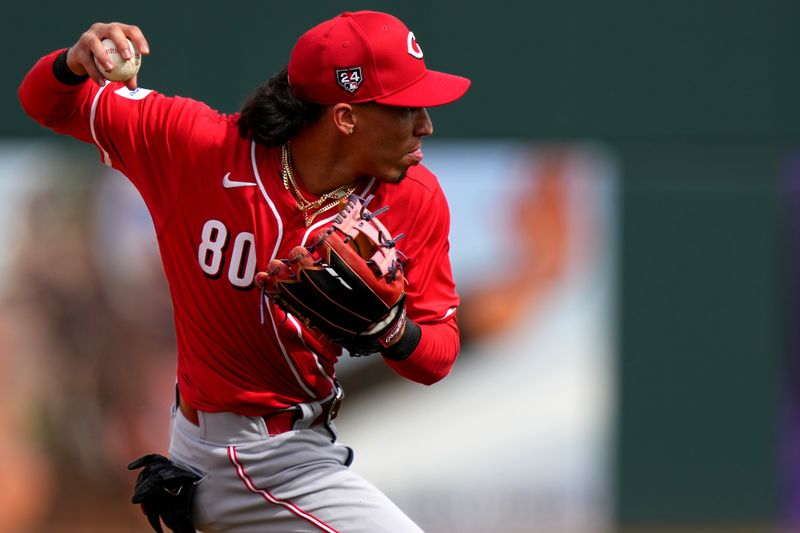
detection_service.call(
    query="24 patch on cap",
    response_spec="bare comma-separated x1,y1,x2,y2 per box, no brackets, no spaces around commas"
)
336,67,363,94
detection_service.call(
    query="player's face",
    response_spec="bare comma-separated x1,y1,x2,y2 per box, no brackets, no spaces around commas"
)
351,104,433,183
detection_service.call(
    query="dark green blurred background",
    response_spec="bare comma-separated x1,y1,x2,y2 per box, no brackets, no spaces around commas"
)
5,1,796,530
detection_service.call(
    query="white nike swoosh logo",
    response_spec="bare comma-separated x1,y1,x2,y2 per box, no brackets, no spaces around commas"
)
222,172,257,188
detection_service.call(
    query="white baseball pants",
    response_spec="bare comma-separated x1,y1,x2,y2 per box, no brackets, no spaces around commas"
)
168,404,424,533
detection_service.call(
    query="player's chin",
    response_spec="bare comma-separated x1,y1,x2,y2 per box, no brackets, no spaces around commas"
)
375,164,412,184
386,167,411,183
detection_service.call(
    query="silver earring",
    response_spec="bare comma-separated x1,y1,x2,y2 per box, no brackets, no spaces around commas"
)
348,127,354,134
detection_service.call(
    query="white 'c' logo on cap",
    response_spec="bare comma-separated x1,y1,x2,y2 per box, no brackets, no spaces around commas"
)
407,32,424,59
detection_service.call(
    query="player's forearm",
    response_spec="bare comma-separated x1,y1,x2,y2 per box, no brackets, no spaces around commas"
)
18,49,94,140
383,316,460,385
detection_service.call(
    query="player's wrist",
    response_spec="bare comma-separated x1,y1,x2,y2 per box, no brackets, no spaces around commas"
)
52,49,89,85
381,319,421,361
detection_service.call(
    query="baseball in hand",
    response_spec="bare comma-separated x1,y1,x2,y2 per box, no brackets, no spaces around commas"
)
95,38,141,82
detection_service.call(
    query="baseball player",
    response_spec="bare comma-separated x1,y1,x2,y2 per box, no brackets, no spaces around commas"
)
19,11,469,533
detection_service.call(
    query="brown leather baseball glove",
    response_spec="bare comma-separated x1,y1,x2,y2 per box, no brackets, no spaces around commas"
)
256,194,407,356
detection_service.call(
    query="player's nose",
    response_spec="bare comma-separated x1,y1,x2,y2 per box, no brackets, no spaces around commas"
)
414,108,433,137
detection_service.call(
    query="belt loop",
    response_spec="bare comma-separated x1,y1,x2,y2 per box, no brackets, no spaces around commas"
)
290,381,344,432
292,403,322,430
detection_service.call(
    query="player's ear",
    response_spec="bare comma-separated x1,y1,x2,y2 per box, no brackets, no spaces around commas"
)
332,103,355,136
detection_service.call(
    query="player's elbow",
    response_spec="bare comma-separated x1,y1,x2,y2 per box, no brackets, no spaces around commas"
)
388,356,456,386
417,363,454,386
18,83,36,122
18,82,56,129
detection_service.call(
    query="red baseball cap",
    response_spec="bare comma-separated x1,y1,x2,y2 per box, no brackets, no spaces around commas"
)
288,11,471,107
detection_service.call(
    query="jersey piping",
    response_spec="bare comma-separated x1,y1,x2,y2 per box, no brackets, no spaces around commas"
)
251,139,321,397
89,83,112,166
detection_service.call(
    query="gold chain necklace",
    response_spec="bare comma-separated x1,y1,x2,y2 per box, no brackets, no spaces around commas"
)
281,144,356,227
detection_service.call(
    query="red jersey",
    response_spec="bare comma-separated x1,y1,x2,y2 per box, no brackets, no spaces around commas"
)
19,50,460,415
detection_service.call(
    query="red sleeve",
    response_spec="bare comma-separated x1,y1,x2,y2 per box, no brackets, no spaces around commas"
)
401,177,459,324
384,315,460,385
383,174,461,384
18,49,96,144
18,49,224,231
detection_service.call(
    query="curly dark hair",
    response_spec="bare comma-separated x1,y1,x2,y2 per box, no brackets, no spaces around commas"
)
237,67,325,147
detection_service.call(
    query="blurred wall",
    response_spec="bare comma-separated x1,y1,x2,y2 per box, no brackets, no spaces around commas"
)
4,1,800,140
3,1,798,531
